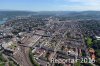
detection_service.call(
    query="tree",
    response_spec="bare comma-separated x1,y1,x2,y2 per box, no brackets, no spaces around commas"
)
86,37,93,48
74,61,81,66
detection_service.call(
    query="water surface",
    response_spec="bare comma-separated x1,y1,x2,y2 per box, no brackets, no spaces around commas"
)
0,21,6,24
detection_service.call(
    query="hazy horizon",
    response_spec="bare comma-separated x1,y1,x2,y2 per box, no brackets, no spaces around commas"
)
0,0,100,11
0,9,100,12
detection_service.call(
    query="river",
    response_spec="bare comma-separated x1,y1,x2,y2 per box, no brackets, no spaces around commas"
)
0,20,6,24
0,18,8,24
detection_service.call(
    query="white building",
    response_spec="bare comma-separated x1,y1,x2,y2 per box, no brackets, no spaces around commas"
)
95,36,100,40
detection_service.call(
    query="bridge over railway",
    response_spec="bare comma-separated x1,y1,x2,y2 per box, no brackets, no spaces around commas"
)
33,34,50,37
19,44,32,48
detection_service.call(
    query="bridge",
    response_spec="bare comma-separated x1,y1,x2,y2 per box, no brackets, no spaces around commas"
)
19,44,32,48
33,34,50,37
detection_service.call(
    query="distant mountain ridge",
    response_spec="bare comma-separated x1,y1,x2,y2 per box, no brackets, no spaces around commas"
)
0,11,100,20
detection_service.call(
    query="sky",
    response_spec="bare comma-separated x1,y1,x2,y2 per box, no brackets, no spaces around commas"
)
0,0,100,11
